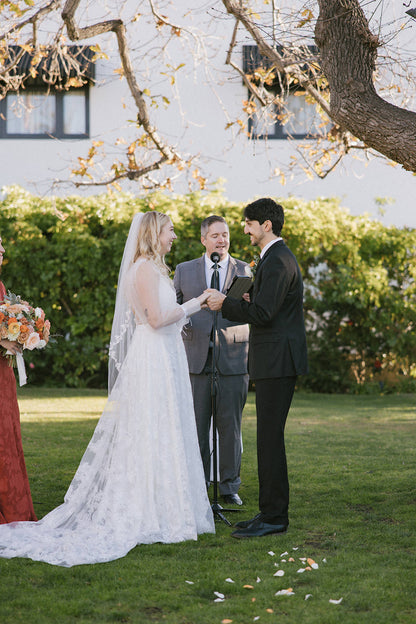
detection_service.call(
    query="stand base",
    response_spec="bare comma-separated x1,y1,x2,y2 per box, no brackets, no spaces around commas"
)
211,501,241,526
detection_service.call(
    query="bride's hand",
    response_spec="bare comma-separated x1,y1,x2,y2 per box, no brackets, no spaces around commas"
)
197,291,209,306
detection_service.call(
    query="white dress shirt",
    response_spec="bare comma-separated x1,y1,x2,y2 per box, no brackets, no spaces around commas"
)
260,237,283,259
204,253,229,291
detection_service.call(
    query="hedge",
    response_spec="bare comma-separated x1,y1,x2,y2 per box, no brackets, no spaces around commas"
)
0,186,415,393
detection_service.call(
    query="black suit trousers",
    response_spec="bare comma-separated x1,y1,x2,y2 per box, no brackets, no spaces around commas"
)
255,376,297,524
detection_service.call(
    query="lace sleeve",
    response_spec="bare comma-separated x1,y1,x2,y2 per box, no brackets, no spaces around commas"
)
125,260,200,329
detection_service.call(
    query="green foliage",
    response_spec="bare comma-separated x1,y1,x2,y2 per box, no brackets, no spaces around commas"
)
0,186,414,392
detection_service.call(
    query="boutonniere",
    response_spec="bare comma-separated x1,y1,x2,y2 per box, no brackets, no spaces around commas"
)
249,255,260,277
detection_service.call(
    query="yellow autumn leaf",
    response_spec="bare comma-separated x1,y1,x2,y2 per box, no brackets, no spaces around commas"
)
297,8,314,28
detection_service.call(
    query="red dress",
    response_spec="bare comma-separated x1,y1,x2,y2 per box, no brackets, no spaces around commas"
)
0,281,37,523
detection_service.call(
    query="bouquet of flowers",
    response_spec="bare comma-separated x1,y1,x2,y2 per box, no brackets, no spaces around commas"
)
0,291,51,383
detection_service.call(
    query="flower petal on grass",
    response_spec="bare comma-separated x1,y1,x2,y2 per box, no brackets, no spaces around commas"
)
275,588,294,596
214,598,225,602
329,597,343,605
307,558,319,569
268,551,275,556
305,594,313,600
292,547,299,551
274,570,285,577
214,592,225,599
297,568,305,574
185,580,194,584
256,577,261,583
266,608,274,613
280,551,288,557
288,557,295,562
225,578,235,583
253,617,260,621
221,619,233,623
243,585,254,589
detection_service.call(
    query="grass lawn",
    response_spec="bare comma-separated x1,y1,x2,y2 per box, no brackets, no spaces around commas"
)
1,388,415,624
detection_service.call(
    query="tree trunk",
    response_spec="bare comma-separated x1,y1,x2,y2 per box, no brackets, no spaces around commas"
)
315,0,416,171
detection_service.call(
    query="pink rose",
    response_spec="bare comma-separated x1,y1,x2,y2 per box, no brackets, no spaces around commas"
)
25,332,41,350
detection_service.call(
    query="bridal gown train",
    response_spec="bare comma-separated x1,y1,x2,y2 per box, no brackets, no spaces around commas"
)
0,259,215,566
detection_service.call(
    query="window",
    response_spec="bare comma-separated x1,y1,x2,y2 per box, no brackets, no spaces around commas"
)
243,45,329,140
0,46,94,140
250,93,329,140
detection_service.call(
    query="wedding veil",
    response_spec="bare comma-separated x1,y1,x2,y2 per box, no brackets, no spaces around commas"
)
108,213,144,393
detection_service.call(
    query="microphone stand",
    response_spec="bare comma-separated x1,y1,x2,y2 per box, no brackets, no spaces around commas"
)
209,253,240,526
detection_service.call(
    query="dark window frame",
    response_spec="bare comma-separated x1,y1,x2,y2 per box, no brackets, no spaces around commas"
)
0,45,94,140
0,86,91,139
243,44,327,141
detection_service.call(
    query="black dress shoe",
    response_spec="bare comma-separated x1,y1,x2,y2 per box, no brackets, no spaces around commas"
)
231,518,288,539
234,513,261,529
222,493,243,506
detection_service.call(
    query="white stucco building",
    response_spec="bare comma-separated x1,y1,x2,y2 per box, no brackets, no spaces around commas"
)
0,1,415,228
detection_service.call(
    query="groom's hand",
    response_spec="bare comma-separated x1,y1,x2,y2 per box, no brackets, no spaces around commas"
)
205,288,226,311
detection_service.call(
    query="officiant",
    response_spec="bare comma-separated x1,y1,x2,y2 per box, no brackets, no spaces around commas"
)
174,216,251,506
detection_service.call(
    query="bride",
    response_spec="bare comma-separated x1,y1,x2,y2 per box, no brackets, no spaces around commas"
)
0,211,215,567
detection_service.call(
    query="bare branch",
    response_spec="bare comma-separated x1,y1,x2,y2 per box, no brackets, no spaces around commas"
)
72,157,169,188
0,0,61,42
221,0,331,117
61,0,184,187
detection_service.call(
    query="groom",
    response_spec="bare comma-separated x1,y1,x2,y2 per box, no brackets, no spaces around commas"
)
206,198,308,538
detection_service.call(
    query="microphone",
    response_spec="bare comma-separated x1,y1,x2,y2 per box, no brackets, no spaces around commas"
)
210,252,220,263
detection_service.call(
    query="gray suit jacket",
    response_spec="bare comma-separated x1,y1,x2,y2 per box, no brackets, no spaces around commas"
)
174,256,250,375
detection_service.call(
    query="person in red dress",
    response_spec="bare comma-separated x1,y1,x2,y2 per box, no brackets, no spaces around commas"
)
0,235,37,524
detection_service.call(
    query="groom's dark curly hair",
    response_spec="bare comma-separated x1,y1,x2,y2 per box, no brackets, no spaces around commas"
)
244,198,284,236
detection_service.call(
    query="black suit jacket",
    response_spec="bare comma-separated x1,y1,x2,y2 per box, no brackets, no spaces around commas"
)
222,240,308,380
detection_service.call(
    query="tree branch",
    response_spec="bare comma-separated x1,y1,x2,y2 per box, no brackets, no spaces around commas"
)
72,157,169,188
0,0,61,42
61,0,184,186
315,0,416,171
221,0,331,116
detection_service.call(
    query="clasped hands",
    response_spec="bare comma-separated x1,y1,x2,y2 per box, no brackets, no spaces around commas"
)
197,288,225,311
198,288,250,310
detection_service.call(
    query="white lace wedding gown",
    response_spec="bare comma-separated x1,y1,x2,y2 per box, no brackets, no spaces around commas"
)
0,259,215,566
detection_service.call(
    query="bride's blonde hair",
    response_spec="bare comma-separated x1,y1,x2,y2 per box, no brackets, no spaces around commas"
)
133,211,171,274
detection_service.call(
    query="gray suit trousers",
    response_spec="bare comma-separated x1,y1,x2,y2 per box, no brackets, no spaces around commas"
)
190,351,248,495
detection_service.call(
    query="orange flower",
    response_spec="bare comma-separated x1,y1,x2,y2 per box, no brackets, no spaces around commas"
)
8,316,18,325
35,318,44,331
0,312,4,323
18,326,30,343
